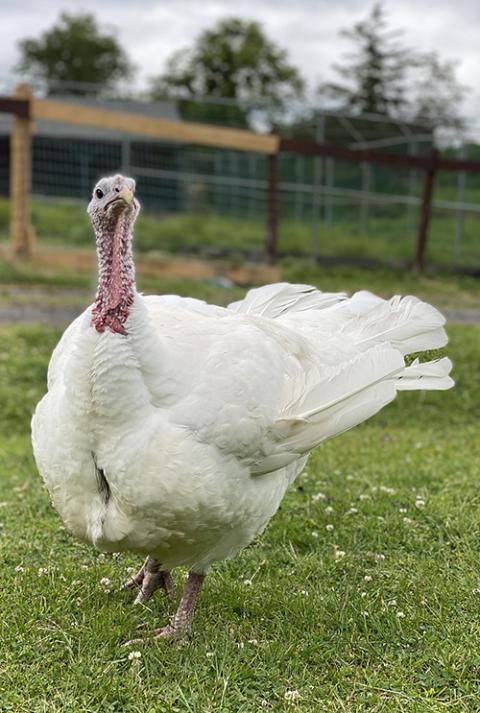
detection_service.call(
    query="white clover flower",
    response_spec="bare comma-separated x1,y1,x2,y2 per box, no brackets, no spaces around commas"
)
248,639,259,645
284,690,301,702
388,599,397,607
359,494,370,501
473,588,480,595
243,579,252,586
312,492,327,502
415,498,426,509
361,591,367,598
128,650,142,660
15,565,24,573
38,567,48,577
335,550,346,560
206,652,214,658
326,524,334,532
100,577,112,592
346,507,358,515
300,589,309,596
380,486,396,495
399,507,408,513
324,505,334,514
311,531,319,539
364,575,372,582
397,611,405,618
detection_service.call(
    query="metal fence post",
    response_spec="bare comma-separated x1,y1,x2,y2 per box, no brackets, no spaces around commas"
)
360,161,371,233
415,150,438,271
454,143,466,259
266,150,278,263
10,83,35,259
311,114,325,262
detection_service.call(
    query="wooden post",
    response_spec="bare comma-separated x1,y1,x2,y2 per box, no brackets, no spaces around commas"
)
10,84,35,259
414,150,438,271
266,151,278,263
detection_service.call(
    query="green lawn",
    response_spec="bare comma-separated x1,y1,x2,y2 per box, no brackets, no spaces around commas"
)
0,281,479,710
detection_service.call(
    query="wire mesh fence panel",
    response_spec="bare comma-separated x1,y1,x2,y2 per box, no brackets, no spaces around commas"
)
26,133,270,259
2,88,480,270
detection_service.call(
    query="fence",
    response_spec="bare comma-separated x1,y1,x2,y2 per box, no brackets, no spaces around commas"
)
1,85,480,275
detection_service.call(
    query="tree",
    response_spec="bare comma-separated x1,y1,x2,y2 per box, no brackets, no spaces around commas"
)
16,13,134,95
320,2,466,130
321,3,412,116
410,52,466,130
150,18,304,125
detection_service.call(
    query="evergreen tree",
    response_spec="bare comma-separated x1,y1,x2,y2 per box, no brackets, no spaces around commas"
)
320,3,466,130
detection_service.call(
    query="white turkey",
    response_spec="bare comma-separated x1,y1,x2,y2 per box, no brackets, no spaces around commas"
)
31,174,453,642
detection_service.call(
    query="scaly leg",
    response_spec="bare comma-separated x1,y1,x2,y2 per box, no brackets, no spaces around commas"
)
155,571,205,643
121,556,176,604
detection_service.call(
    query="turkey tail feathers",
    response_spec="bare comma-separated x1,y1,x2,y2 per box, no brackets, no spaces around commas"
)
234,284,454,471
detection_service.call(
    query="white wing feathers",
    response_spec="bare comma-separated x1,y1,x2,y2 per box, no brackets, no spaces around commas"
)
228,282,347,318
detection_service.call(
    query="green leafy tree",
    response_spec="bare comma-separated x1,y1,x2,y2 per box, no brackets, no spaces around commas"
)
16,13,134,95
150,18,304,126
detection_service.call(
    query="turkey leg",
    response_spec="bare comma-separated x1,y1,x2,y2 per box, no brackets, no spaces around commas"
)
155,571,205,642
121,556,176,603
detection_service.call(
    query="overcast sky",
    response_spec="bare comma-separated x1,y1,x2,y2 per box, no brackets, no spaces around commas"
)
1,0,479,124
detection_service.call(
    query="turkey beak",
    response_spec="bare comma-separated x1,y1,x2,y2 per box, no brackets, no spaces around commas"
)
118,187,134,205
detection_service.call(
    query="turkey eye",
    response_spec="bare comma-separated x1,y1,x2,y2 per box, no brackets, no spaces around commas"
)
95,188,104,199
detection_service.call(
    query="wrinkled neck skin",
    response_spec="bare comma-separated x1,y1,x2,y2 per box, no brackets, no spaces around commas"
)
92,211,136,336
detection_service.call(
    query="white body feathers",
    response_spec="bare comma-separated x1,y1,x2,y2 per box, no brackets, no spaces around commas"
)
31,284,453,573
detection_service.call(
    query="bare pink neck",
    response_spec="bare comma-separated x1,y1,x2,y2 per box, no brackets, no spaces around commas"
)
92,213,136,336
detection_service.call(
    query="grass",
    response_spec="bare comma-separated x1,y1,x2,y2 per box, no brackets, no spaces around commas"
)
0,274,479,710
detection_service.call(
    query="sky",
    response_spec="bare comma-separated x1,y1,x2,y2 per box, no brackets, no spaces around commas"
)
1,0,479,126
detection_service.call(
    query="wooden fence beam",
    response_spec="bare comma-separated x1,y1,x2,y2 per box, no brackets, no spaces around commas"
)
32,98,279,155
10,84,35,259
415,151,438,271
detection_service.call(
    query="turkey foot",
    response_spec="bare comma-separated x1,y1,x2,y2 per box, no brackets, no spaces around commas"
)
122,557,176,604
155,571,205,643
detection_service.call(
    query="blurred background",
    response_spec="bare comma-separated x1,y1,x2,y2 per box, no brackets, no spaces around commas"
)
1,0,480,278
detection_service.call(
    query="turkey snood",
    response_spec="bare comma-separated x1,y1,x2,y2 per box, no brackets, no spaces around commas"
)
91,201,136,336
